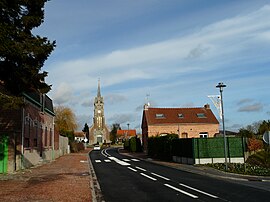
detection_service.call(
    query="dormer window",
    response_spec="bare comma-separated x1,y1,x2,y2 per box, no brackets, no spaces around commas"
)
178,113,184,118
197,113,206,118
155,113,165,118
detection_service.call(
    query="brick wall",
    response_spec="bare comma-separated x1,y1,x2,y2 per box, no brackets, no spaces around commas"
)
148,123,219,138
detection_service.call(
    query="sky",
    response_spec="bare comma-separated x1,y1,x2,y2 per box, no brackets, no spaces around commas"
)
34,0,270,132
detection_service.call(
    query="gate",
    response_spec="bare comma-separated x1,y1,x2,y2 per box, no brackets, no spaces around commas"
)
0,134,8,173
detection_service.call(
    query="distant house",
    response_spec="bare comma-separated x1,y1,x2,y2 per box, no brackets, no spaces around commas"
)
74,131,87,142
0,87,63,173
117,129,136,142
141,104,219,151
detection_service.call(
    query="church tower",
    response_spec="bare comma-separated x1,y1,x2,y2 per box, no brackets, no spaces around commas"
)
89,79,110,145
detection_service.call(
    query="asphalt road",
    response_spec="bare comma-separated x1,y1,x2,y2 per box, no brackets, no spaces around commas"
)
90,147,270,202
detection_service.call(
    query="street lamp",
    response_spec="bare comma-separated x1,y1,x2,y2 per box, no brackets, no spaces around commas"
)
127,123,130,139
216,82,228,171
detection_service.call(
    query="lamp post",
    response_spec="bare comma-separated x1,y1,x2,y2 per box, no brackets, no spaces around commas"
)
216,82,228,171
127,123,130,139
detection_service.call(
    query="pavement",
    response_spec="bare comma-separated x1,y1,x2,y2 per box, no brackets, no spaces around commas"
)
0,147,269,202
0,148,94,202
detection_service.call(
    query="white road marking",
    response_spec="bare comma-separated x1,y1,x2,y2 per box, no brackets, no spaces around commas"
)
179,183,218,198
95,160,101,163
164,184,198,199
131,159,140,162
127,167,137,172
108,156,130,166
151,172,170,181
104,159,111,162
140,173,157,181
122,159,131,162
135,166,146,171
104,148,111,157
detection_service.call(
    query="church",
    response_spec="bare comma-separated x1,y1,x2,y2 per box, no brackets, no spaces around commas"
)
89,80,110,145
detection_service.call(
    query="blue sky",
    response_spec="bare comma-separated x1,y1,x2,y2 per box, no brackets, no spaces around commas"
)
35,0,270,132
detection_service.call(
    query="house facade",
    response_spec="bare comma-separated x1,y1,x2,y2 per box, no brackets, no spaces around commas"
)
141,104,219,151
0,90,62,173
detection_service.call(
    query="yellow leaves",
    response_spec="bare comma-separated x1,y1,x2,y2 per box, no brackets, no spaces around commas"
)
54,106,77,132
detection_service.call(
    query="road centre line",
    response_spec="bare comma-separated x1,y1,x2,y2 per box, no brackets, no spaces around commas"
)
127,167,137,172
140,173,157,181
104,159,111,162
179,183,218,198
122,159,131,162
131,159,140,162
151,172,170,181
135,166,147,171
164,184,198,199
95,160,101,163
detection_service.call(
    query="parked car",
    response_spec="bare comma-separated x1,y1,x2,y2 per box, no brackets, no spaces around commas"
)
93,144,101,151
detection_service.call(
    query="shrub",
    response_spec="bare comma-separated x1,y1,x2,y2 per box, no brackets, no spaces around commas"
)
70,142,85,153
247,138,263,152
205,163,270,176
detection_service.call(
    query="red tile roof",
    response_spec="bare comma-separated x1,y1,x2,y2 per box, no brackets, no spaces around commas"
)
143,107,219,125
117,129,136,136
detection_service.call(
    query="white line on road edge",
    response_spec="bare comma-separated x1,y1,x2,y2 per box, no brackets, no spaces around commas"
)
131,159,140,162
179,183,218,198
151,172,170,181
140,173,157,181
104,148,111,157
101,149,107,158
136,166,147,171
164,184,198,199
127,167,137,172
95,160,101,163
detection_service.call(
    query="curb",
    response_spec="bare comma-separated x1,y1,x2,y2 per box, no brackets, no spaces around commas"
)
88,150,105,202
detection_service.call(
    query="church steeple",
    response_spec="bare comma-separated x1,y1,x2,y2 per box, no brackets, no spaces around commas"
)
97,78,101,97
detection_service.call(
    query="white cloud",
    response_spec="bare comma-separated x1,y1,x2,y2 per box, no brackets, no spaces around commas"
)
52,82,73,105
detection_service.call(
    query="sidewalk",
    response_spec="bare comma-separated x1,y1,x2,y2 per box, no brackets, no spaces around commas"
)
119,149,270,182
0,149,93,202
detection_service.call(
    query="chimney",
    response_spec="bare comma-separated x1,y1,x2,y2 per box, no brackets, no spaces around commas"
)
204,103,210,109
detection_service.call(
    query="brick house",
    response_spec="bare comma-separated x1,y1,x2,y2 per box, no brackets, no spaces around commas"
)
141,104,219,151
0,89,60,173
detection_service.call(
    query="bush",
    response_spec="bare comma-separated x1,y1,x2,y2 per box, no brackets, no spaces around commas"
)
247,138,263,152
70,142,85,153
246,150,270,169
205,163,270,176
148,134,178,161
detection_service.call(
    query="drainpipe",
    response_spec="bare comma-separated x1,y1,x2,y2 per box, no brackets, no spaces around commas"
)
21,98,25,169
52,116,55,160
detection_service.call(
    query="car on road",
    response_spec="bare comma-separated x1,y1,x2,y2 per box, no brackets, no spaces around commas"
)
93,144,101,151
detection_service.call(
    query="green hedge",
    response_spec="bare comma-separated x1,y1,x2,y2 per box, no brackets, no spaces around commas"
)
148,134,178,161
124,136,142,152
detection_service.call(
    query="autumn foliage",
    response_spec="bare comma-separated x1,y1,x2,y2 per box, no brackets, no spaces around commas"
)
247,138,263,152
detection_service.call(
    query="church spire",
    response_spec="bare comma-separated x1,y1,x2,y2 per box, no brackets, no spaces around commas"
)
97,78,101,97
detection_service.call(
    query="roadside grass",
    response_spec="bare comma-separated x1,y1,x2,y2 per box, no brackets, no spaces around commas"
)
204,150,270,176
